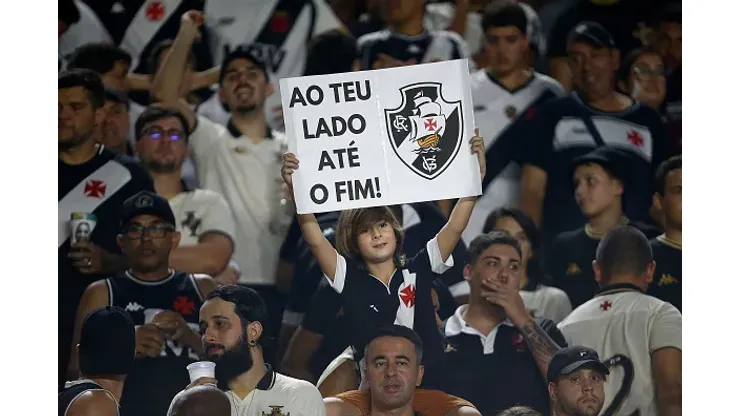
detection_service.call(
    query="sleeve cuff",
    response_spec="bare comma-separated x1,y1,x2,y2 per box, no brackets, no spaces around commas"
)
324,251,347,294
426,235,454,274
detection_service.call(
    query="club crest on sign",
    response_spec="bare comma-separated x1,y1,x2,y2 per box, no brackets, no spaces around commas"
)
384,82,464,180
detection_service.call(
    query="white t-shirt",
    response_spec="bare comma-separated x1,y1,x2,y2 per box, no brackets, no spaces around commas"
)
520,284,572,324
168,188,236,247
188,116,290,285
226,369,326,416
58,1,112,69
462,70,564,244
557,286,682,416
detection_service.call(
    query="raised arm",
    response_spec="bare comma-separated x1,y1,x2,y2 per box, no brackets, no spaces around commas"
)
436,130,485,259
150,10,203,104
282,152,339,281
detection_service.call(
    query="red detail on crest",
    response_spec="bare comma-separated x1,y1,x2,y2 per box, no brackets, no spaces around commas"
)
600,300,612,311
512,333,526,352
84,180,107,198
400,285,416,308
174,296,196,315
424,118,438,132
526,107,537,120
627,130,644,147
271,12,290,33
145,1,165,21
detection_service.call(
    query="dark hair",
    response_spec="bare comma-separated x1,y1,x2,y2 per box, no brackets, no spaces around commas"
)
365,325,424,366
206,285,270,346
467,231,522,264
481,0,528,35
496,406,542,416
219,46,268,85
59,0,81,26
335,206,406,269
618,47,664,83
654,155,681,196
595,226,653,282
655,1,681,25
483,207,546,289
67,43,132,75
134,106,191,142
59,69,105,109
305,29,357,76
147,39,197,75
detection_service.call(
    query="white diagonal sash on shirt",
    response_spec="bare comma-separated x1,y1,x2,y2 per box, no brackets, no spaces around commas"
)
119,0,182,70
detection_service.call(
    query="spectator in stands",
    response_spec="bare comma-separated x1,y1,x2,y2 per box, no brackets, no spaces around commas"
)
461,0,564,245
517,22,670,244
354,0,469,71
167,385,230,416
134,106,236,280
546,0,660,91
443,231,566,415
558,226,682,415
548,147,660,308
424,0,491,70
70,191,217,416
59,69,154,389
324,325,480,416
547,346,608,416
348,0,385,39
59,306,135,416
618,47,666,112
483,207,571,323
647,156,682,311
153,11,293,350
496,405,542,416
59,0,80,39
96,89,134,157
653,2,681,153
193,285,326,415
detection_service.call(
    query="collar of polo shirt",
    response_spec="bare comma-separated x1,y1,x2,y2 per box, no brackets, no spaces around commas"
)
444,305,515,338
226,118,274,140
255,364,277,390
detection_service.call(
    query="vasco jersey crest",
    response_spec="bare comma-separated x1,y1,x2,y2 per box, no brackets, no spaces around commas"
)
106,270,206,416
462,70,564,244
557,285,682,416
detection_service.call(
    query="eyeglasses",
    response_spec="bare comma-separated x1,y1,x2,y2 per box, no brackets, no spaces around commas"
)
125,223,175,239
143,126,185,142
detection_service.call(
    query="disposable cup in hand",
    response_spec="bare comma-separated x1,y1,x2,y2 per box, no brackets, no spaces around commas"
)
187,361,216,383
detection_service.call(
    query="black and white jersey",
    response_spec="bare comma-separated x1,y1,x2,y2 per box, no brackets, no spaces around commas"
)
647,235,682,312
356,28,470,71
516,93,670,242
106,270,206,416
58,145,154,387
59,1,113,70
59,379,119,416
462,70,565,244
198,0,343,127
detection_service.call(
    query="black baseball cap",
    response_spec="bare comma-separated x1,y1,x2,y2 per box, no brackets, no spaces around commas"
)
547,346,610,383
119,191,176,230
219,46,268,84
572,147,631,184
567,21,616,50
79,306,136,376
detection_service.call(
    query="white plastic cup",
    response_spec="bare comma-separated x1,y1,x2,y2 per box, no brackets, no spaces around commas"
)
187,361,216,383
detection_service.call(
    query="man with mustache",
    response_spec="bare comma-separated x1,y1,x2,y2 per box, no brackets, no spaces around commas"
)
69,191,217,416
195,285,325,415
324,325,480,415
135,106,237,283
547,346,609,416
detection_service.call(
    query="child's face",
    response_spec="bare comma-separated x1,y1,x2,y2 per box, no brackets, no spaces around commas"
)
356,218,398,265
573,163,623,218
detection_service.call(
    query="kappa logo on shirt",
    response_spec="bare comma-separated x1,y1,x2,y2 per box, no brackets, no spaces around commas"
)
125,302,144,312
659,274,678,286
566,263,581,275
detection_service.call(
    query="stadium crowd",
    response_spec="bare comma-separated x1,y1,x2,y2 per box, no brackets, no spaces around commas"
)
58,0,682,415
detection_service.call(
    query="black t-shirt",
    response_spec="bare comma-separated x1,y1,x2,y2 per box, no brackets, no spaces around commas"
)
58,146,153,386
59,380,110,415
547,0,665,59
443,314,568,416
108,270,205,416
515,93,670,242
356,29,467,70
548,221,660,308
647,235,682,312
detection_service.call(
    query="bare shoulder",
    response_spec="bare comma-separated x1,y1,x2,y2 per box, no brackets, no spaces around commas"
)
446,405,482,416
67,390,118,416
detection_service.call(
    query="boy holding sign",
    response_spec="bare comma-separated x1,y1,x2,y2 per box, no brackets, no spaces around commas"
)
280,130,485,390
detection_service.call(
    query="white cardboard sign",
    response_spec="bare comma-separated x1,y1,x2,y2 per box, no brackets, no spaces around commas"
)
280,59,481,214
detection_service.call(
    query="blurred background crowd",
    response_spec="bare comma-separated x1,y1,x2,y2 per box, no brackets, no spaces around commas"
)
58,0,682,415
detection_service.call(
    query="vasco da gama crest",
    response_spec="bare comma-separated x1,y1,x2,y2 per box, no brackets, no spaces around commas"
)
384,82,464,180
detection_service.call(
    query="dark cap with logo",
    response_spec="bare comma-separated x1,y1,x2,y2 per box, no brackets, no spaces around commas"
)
547,346,610,382
572,146,632,184
79,306,136,376
219,45,269,84
567,21,616,50
120,190,176,230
